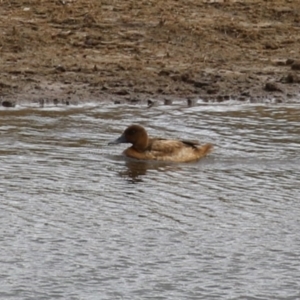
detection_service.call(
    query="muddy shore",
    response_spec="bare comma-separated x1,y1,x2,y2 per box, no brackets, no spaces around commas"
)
1,0,300,106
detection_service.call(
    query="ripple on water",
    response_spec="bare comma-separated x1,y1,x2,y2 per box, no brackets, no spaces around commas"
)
0,103,300,299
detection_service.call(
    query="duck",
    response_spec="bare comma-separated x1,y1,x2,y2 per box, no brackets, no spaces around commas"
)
108,125,213,163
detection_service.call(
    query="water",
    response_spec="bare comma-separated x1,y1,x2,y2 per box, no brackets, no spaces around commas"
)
1,102,300,300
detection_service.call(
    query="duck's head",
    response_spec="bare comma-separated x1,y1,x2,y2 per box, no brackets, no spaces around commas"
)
108,125,149,151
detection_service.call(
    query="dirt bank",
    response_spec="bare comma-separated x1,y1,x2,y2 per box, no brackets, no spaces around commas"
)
1,0,300,106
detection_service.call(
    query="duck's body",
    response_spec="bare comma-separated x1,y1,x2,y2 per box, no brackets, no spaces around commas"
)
109,125,213,163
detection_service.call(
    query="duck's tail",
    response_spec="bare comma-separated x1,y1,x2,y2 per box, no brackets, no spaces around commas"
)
198,143,213,158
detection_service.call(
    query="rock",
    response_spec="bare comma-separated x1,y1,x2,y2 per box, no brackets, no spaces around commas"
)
170,74,181,81
39,99,45,107
273,7,293,14
115,89,129,96
206,88,219,94
129,98,140,104
241,91,250,97
147,99,158,108
158,69,171,76
264,82,283,92
193,81,209,88
201,96,209,102
180,73,190,82
238,96,247,101
274,60,287,66
264,42,278,50
286,58,294,65
284,73,300,84
291,61,300,70
1,100,16,107
287,93,298,100
273,96,284,103
187,98,197,107
55,65,66,72
164,99,172,105
216,95,224,102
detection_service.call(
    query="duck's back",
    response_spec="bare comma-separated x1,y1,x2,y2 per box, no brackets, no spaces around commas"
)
124,138,212,162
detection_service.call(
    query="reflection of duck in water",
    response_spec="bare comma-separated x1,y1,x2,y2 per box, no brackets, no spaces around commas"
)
109,125,213,163
119,160,148,183
119,160,182,183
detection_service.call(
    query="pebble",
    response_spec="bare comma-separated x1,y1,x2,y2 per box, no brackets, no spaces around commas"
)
1,100,16,107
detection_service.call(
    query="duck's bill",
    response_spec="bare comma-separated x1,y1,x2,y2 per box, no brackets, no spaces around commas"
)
108,134,127,145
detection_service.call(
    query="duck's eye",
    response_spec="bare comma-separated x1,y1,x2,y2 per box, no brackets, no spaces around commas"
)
125,128,136,135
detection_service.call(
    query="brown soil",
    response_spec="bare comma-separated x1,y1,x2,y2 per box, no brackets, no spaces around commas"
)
1,0,300,106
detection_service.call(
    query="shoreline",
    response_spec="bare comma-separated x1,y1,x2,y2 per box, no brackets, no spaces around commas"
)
1,0,300,106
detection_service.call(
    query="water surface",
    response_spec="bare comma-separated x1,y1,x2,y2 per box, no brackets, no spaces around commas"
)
1,102,300,299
